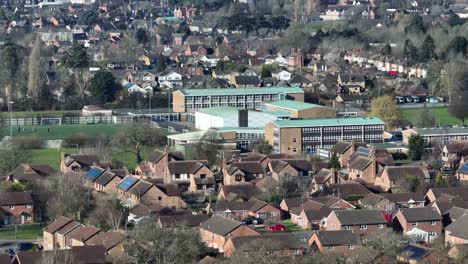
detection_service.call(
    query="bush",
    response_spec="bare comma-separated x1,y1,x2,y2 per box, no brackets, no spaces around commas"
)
63,133,94,147
12,136,42,149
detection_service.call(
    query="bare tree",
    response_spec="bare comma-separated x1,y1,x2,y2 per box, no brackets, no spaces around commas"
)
27,35,44,100
88,194,126,231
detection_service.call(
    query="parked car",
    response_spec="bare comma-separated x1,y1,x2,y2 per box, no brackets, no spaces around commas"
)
395,96,405,104
17,243,33,251
241,217,254,225
253,218,264,225
405,96,413,103
4,248,15,257
266,224,286,231
412,96,420,103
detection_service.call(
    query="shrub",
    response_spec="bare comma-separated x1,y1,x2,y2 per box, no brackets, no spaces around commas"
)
12,136,42,149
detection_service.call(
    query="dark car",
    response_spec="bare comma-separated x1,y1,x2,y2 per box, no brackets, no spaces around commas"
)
253,218,264,225
17,243,33,251
241,217,253,225
4,248,15,257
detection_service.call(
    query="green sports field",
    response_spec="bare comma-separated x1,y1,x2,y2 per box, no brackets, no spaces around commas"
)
0,124,125,140
401,107,461,126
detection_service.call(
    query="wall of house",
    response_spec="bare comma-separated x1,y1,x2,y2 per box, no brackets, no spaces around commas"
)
101,177,120,194
271,164,298,181
0,204,33,224
326,212,388,235
172,91,186,112
308,235,359,255
278,127,302,156
43,232,56,250
445,232,468,245
254,205,281,221
394,211,442,235
200,229,226,252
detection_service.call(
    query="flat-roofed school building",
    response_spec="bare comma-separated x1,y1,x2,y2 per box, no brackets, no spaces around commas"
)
263,100,337,119
172,87,304,113
265,117,385,156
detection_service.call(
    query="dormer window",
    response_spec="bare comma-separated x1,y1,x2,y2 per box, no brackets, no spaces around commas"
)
200,174,206,180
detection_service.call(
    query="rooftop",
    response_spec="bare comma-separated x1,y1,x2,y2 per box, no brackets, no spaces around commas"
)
413,127,468,135
273,117,384,128
265,100,323,111
177,87,304,96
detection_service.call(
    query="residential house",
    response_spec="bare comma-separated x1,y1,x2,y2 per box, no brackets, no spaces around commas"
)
60,153,101,174
81,231,126,258
308,230,361,255
268,159,316,181
359,193,425,212
138,150,184,179
224,233,306,257
213,199,281,221
158,214,210,228
185,44,209,57
446,214,468,245
223,161,266,185
325,210,389,235
289,75,313,88
330,141,367,167
92,169,122,193
231,75,261,88
290,200,332,230
43,216,75,250
442,141,468,169
0,192,34,225
315,181,372,202
199,215,259,252
164,160,215,193
426,187,468,203
374,166,430,192
311,169,341,192
13,245,107,264
65,225,101,248
127,203,168,224
271,70,292,81
158,70,183,88
457,163,468,184
6,164,56,183
393,207,442,243
218,183,261,201
402,128,468,145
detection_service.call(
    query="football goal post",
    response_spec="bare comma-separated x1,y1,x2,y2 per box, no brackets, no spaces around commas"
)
40,118,62,126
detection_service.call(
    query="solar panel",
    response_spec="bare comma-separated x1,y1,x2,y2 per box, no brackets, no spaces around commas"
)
85,168,103,181
118,177,138,191
402,245,427,260
461,163,468,173
356,147,370,154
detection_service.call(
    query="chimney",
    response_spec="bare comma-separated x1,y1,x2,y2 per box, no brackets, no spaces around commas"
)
330,168,337,184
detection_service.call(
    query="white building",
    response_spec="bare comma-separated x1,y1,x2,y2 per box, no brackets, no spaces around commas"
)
195,107,278,130
272,70,292,81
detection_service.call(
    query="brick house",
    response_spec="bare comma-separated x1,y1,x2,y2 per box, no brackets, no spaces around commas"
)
330,141,366,167
218,183,261,201
441,141,468,169
359,193,425,212
374,166,430,192
60,153,101,174
314,182,372,202
223,161,266,185
290,200,332,230
42,216,75,250
308,230,361,255
199,215,259,252
425,187,468,203
325,210,389,235
81,231,126,258
92,170,122,194
13,245,107,264
116,176,187,208
393,207,442,243
213,199,281,221
164,160,215,193
446,214,468,245
137,150,184,179
311,168,341,192
224,233,306,257
65,225,101,248
6,163,57,183
268,159,316,181
0,192,34,225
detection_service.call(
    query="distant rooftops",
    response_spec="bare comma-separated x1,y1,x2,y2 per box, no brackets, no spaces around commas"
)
273,117,384,128
412,126,468,135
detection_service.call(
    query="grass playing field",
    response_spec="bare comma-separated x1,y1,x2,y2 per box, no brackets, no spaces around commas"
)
401,107,461,126
0,224,43,240
0,124,125,140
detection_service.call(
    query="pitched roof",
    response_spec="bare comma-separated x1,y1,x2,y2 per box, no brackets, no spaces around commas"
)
333,210,387,225
127,180,153,197
359,193,385,207
129,203,167,217
312,230,360,246
398,207,441,222
93,170,118,186
147,150,184,163
159,214,209,227
167,160,209,175
199,215,243,236
220,183,261,200
155,183,182,196
56,221,81,236
330,141,366,154
64,154,99,167
428,187,468,201
14,245,107,264
313,168,332,184
446,214,468,240
7,164,57,181
381,193,425,203
382,166,429,181
234,75,260,85
0,192,33,205
85,231,125,251
325,182,372,197
214,199,268,213
44,216,74,233
348,156,372,171
65,226,101,243
227,161,265,175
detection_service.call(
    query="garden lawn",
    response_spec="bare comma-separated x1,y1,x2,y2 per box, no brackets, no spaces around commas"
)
401,107,461,126
0,224,43,240
30,148,79,170
278,219,302,231
0,124,125,140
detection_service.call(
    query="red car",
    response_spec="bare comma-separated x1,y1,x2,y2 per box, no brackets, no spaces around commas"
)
266,224,286,231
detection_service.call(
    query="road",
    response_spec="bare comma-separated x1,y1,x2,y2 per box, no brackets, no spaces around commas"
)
0,240,39,255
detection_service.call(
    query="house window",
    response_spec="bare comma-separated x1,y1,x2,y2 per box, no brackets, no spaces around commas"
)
348,245,354,249
378,224,384,229
431,221,437,226
328,246,335,250
158,196,162,201
293,148,297,153
412,222,417,227
430,232,436,236
9,205,14,209
26,216,32,220
26,204,32,209
360,225,367,230
293,138,297,142
200,174,206,180
235,174,243,182
175,174,180,179
343,225,350,230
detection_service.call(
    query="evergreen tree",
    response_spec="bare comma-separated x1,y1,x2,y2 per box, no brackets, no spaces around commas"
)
66,44,89,69
382,42,392,55
135,28,149,44
156,53,166,73
447,36,467,57
408,134,424,160
329,152,340,169
419,35,436,62
89,70,118,103
403,39,418,60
